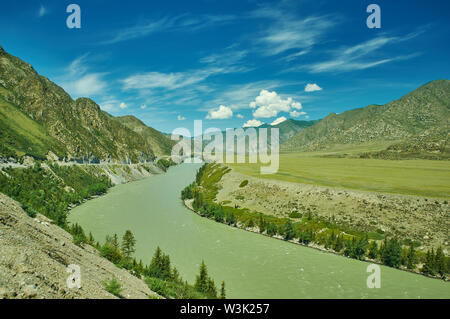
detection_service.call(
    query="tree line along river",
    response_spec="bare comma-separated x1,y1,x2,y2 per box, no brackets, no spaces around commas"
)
69,163,449,298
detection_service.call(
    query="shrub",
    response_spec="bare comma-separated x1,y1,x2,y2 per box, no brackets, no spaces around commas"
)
104,278,123,297
239,180,248,188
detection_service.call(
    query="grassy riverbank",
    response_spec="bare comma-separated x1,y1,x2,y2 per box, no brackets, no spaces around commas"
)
182,163,450,281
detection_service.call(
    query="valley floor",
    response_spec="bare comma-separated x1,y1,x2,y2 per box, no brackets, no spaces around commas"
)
230,153,450,198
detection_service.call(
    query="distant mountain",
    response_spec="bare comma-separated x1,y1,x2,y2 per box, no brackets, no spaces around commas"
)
0,46,173,162
282,80,450,158
116,115,175,157
259,119,319,144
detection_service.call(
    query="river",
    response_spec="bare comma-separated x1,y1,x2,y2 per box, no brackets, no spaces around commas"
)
69,163,449,298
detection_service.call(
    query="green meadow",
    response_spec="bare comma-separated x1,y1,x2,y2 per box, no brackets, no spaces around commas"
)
229,153,450,198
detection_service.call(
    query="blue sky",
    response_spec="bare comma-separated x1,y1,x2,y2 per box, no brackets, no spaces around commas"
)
1,0,449,133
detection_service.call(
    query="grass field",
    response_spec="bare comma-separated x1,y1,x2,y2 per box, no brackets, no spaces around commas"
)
0,86,64,159
229,153,450,198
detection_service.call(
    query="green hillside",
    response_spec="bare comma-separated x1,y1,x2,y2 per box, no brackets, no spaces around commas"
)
115,115,175,157
0,90,65,159
282,80,450,159
0,46,171,162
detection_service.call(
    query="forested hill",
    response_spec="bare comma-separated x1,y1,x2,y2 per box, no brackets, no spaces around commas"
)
281,80,450,159
0,45,174,162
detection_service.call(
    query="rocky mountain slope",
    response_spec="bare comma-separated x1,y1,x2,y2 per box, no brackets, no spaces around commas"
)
0,45,173,162
282,80,450,158
116,116,175,157
0,193,159,299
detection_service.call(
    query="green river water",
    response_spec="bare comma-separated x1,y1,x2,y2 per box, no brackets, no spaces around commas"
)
69,163,449,298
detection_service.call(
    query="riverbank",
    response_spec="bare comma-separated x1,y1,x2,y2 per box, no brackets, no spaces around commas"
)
182,163,449,282
183,198,449,282
217,168,449,250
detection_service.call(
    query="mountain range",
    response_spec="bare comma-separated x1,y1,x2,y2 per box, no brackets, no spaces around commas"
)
0,45,173,162
281,80,449,159
0,45,448,162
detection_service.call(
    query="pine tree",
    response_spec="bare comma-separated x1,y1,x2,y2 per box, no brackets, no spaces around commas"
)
406,244,417,270
258,215,266,233
121,230,136,259
435,247,446,277
171,266,181,283
368,241,379,259
106,233,120,250
148,246,163,277
333,234,344,252
326,230,336,249
282,220,295,240
220,281,226,299
207,278,218,298
195,261,210,294
422,248,436,276
354,235,369,260
381,238,402,268
88,232,95,245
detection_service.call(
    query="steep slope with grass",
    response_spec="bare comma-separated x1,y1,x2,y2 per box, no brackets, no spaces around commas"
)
0,91,65,159
0,46,170,162
282,80,450,158
116,115,175,157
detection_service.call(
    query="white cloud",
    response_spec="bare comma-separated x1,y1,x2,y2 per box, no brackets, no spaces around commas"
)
122,65,245,92
236,114,244,119
99,98,121,112
207,80,285,110
271,116,287,126
119,102,128,109
59,54,107,98
250,90,302,118
140,104,147,109
103,14,236,45
252,7,336,56
307,32,423,73
280,50,309,62
305,83,323,92
243,119,264,128
290,110,306,117
38,5,47,17
200,48,248,68
206,105,233,120
122,72,204,90
177,115,186,121
62,73,106,97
